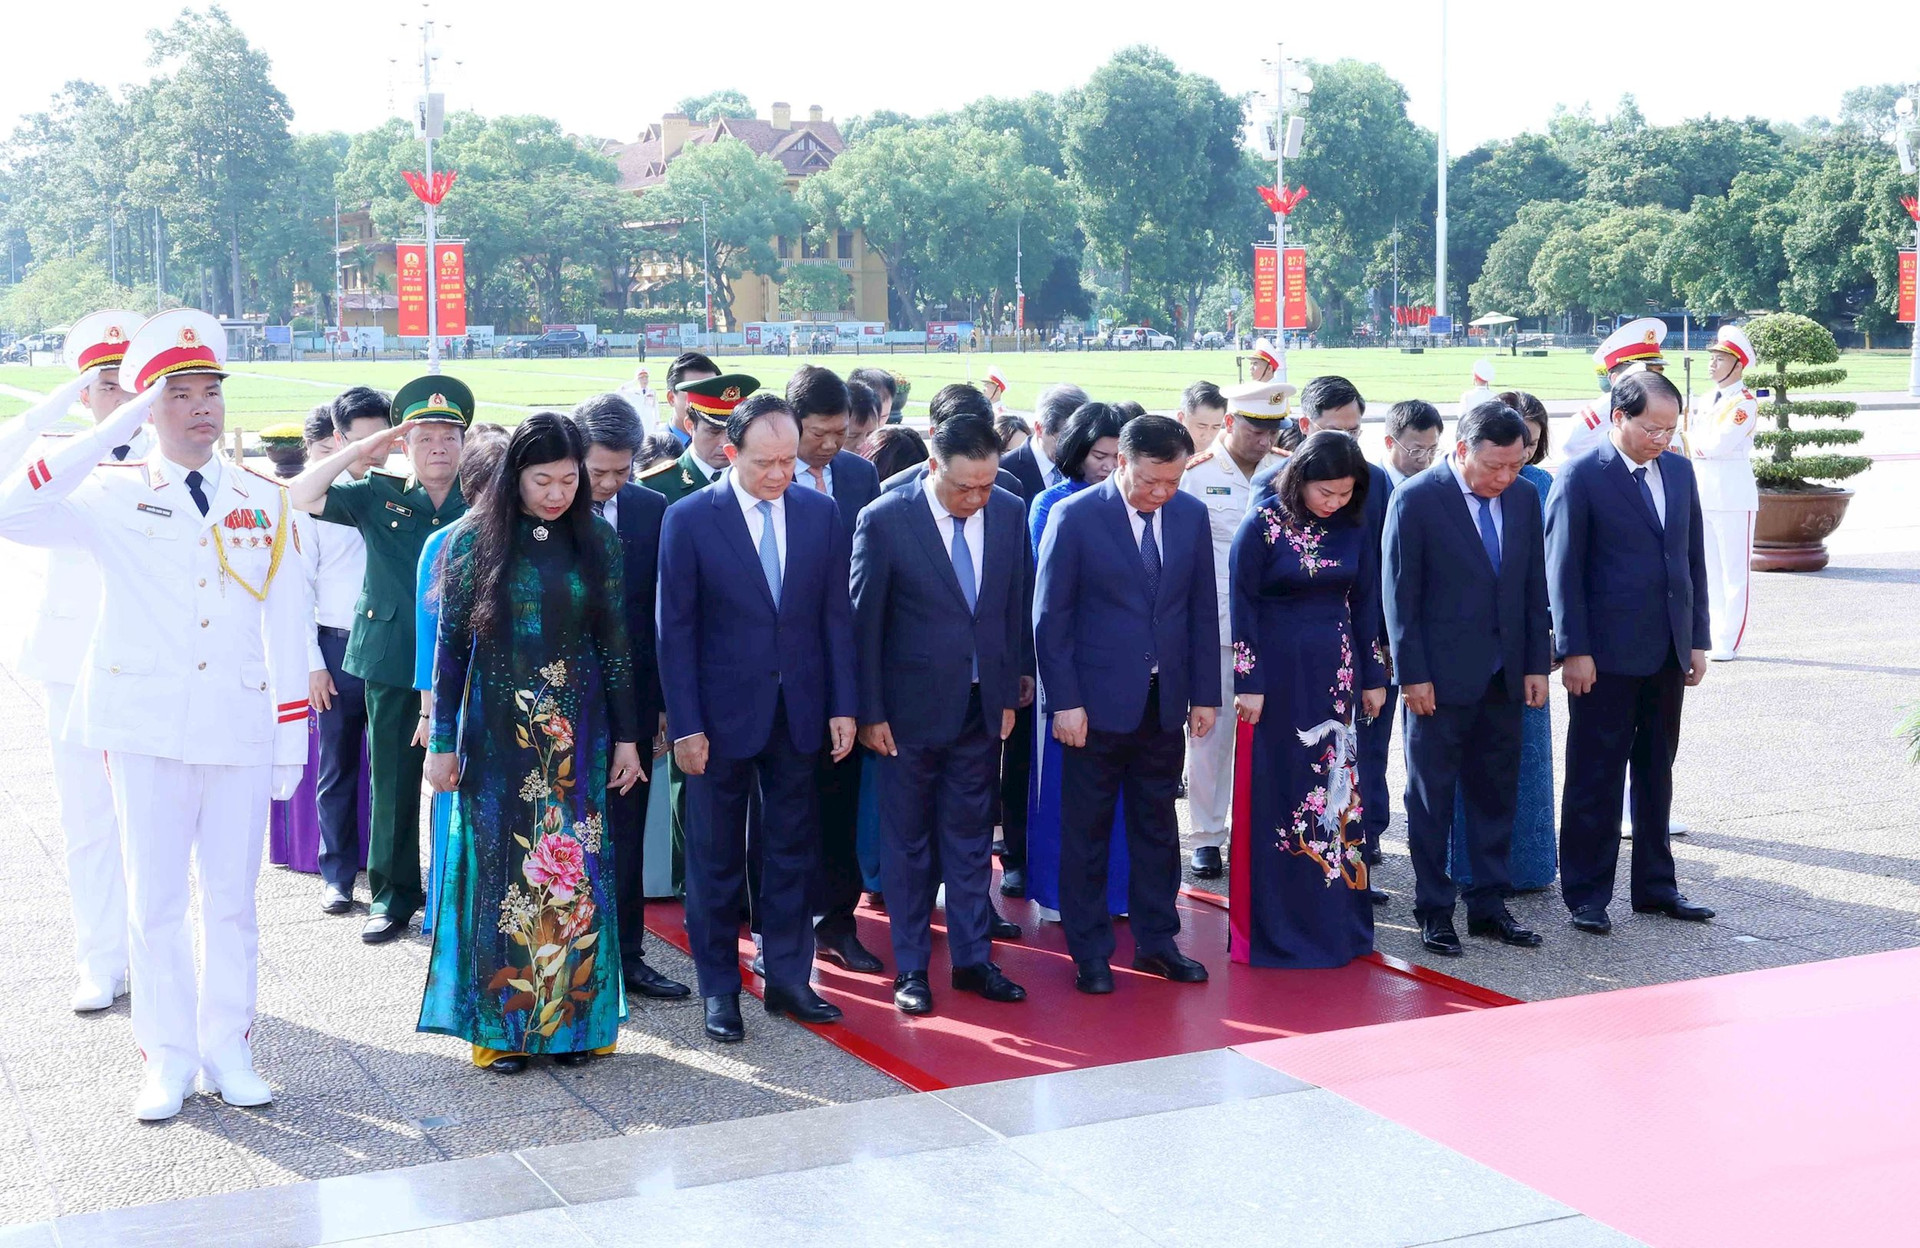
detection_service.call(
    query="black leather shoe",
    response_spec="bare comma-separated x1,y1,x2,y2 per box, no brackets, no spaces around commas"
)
749,952,766,978
1420,916,1464,956
987,912,1023,941
360,913,409,944
764,983,843,1025
1569,908,1613,935
1190,847,1224,879
1368,886,1390,906
1467,912,1544,947
815,928,883,973
552,1049,600,1067
703,994,744,1043
893,971,932,1015
624,959,691,999
1074,960,1115,994
486,1054,529,1075
998,867,1027,897
952,962,1027,1002
866,891,886,913
991,839,1008,859
1132,949,1209,983
1363,847,1384,867
1633,897,1716,922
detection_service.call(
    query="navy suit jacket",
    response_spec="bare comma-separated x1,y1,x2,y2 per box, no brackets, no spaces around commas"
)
1383,460,1551,705
851,480,1031,746
882,459,1023,498
1546,440,1710,675
1034,479,1220,734
609,482,667,733
1000,441,1047,503
814,448,879,547
657,476,857,758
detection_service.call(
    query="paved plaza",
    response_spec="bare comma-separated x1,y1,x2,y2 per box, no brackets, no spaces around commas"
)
0,409,1913,1244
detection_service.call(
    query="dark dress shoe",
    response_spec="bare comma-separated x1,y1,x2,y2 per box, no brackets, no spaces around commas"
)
703,994,744,1043
749,952,766,978
998,867,1027,897
1132,949,1209,983
991,839,1008,859
987,913,1023,941
1633,897,1716,922
360,913,409,944
1569,908,1613,935
624,959,691,999
816,929,884,973
1467,912,1544,947
1190,846,1224,879
764,983,843,1025
1368,886,1390,906
552,1049,600,1067
487,1054,529,1075
893,972,933,1015
952,962,1027,1002
867,891,886,913
1074,960,1115,994
1420,916,1464,956
1363,847,1384,867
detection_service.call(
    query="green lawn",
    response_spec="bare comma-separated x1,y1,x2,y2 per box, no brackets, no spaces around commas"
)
3,345,1913,433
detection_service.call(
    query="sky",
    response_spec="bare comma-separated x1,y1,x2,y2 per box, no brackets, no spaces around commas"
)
3,0,1915,152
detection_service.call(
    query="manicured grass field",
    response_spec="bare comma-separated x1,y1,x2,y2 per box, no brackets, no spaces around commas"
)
3,345,1913,433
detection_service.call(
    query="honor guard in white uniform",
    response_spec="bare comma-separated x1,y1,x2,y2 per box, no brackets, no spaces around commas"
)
0,311,152,1012
1248,338,1281,382
1459,358,1496,410
0,310,312,1121
1689,326,1760,660
1562,318,1669,461
1178,380,1294,878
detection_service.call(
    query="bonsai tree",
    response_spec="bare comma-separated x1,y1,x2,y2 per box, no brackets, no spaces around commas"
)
1742,312,1871,491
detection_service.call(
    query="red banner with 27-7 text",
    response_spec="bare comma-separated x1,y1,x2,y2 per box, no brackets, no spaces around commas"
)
1899,250,1916,324
396,243,429,337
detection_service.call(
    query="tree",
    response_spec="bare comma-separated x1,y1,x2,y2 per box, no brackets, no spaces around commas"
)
1656,170,1795,314
640,138,799,327
249,132,345,323
1446,135,1581,310
1744,312,1868,489
780,262,851,317
1777,140,1913,333
0,253,154,332
675,90,753,124
1470,200,1597,318
1583,115,1785,210
958,93,1067,174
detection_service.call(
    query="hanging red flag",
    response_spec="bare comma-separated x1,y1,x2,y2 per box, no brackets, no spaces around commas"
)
396,243,429,336
1901,196,1920,223
403,170,459,206
1258,185,1310,215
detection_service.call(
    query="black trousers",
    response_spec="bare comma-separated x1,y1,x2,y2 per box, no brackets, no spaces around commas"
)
810,746,866,939
685,694,820,996
313,627,368,893
1357,684,1399,857
995,704,1034,868
877,688,999,973
1403,671,1522,921
1057,681,1185,965
604,754,652,964
1560,655,1685,913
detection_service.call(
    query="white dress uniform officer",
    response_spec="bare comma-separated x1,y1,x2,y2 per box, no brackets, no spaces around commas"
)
0,310,152,1012
0,310,312,1122
1248,338,1281,383
1459,358,1496,410
1562,318,1669,461
1177,380,1293,878
1689,326,1761,660
983,364,1010,418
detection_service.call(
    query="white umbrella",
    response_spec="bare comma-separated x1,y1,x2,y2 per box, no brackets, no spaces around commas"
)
1469,313,1518,327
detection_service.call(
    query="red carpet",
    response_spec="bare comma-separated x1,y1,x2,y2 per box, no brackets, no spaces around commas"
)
644,887,1511,1091
1239,949,1920,1248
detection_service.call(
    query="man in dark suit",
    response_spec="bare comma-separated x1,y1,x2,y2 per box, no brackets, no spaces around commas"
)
657,393,858,1042
569,396,690,1000
1546,369,1715,935
879,384,1024,497
785,365,884,972
1035,415,1220,994
992,383,1086,896
853,417,1031,1014
1385,402,1551,956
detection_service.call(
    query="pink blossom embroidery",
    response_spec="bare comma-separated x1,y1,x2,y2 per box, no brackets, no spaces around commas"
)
524,833,587,904
1233,641,1256,676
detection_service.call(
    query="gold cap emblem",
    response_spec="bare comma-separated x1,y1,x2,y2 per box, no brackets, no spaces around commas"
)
181,327,199,346
722,385,740,401
105,326,124,342
429,393,446,407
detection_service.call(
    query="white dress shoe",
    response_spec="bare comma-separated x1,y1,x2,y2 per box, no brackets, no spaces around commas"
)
199,1064,273,1107
133,1071,191,1122
1707,650,1736,662
71,970,129,1013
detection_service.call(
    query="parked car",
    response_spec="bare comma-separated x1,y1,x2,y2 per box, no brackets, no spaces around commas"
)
1197,331,1227,349
1109,326,1150,349
1143,330,1178,350
524,329,589,357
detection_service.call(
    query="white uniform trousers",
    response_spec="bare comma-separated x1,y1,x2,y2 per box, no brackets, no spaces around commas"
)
107,752,269,1081
1183,645,1237,849
1702,508,1754,656
44,682,128,982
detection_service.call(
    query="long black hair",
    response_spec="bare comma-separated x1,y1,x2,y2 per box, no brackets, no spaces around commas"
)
1273,430,1370,528
447,411,605,641
1054,402,1124,483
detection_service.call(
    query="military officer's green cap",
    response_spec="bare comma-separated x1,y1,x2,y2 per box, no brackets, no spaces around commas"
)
392,375,475,428
678,373,759,427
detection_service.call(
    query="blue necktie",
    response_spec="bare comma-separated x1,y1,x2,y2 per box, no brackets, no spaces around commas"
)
1475,495,1501,575
1138,510,1161,600
755,499,781,605
1632,466,1661,528
951,516,978,681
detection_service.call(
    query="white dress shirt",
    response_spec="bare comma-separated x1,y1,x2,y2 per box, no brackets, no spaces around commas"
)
1610,433,1667,526
312,519,367,630
730,470,787,573
161,452,222,507
925,483,984,591
597,491,619,529
1031,439,1062,489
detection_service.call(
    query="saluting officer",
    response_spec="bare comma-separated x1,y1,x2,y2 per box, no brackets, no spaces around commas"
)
0,310,152,1013
1562,318,1669,461
289,376,470,943
0,309,313,1121
1689,326,1761,660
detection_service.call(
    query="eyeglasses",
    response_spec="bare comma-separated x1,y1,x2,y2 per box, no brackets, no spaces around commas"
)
1400,443,1442,463
1629,419,1679,442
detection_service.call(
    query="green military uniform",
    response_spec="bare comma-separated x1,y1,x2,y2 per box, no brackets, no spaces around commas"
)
636,373,757,893
321,377,472,924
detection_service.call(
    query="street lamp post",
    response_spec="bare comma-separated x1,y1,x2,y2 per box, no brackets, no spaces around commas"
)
1273,43,1288,382
1015,215,1024,353
699,198,712,341
1435,0,1449,323
415,15,444,374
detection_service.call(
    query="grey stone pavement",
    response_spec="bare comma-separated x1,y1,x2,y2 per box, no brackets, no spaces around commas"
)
0,407,1912,1241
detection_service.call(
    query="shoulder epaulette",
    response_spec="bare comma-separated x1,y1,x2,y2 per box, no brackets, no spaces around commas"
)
1740,387,1755,400
240,461,291,488
368,466,406,481
637,458,678,480
97,458,146,468
1185,449,1216,469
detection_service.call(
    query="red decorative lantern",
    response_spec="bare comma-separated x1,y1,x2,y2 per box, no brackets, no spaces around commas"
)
403,170,459,206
